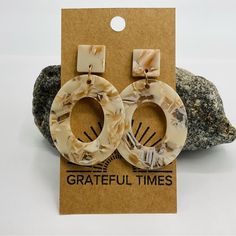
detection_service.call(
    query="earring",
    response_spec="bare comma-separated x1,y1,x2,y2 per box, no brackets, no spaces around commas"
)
117,49,188,170
50,45,125,165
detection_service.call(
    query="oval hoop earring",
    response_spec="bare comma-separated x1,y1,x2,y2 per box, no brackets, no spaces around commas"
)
117,49,188,170
50,45,125,165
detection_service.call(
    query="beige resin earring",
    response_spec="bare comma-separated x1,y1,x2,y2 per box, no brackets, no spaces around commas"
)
117,49,188,170
50,45,125,165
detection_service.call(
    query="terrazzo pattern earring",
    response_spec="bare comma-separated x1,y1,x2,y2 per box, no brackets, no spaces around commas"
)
117,49,188,170
49,45,125,165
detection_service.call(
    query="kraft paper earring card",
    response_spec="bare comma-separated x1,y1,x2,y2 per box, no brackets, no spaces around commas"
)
60,8,176,214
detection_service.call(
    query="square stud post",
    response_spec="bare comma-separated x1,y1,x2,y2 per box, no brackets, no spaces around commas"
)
132,49,160,77
77,45,106,73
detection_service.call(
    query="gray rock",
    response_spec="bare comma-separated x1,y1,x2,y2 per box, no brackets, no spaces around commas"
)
32,65,236,151
176,68,236,150
32,65,60,146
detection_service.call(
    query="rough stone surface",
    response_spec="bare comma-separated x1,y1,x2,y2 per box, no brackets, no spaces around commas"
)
32,65,236,151
176,68,236,150
32,65,60,146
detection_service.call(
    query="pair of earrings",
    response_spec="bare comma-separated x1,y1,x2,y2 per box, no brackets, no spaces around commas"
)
50,45,188,170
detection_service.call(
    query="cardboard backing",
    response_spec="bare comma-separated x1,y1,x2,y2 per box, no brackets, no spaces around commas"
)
60,8,176,214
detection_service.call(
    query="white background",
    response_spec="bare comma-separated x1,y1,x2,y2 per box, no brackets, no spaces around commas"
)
0,0,236,235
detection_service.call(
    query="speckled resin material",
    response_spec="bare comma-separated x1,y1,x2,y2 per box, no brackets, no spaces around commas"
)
77,45,106,73
132,49,160,77
50,74,125,165
117,79,188,170
33,66,236,151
